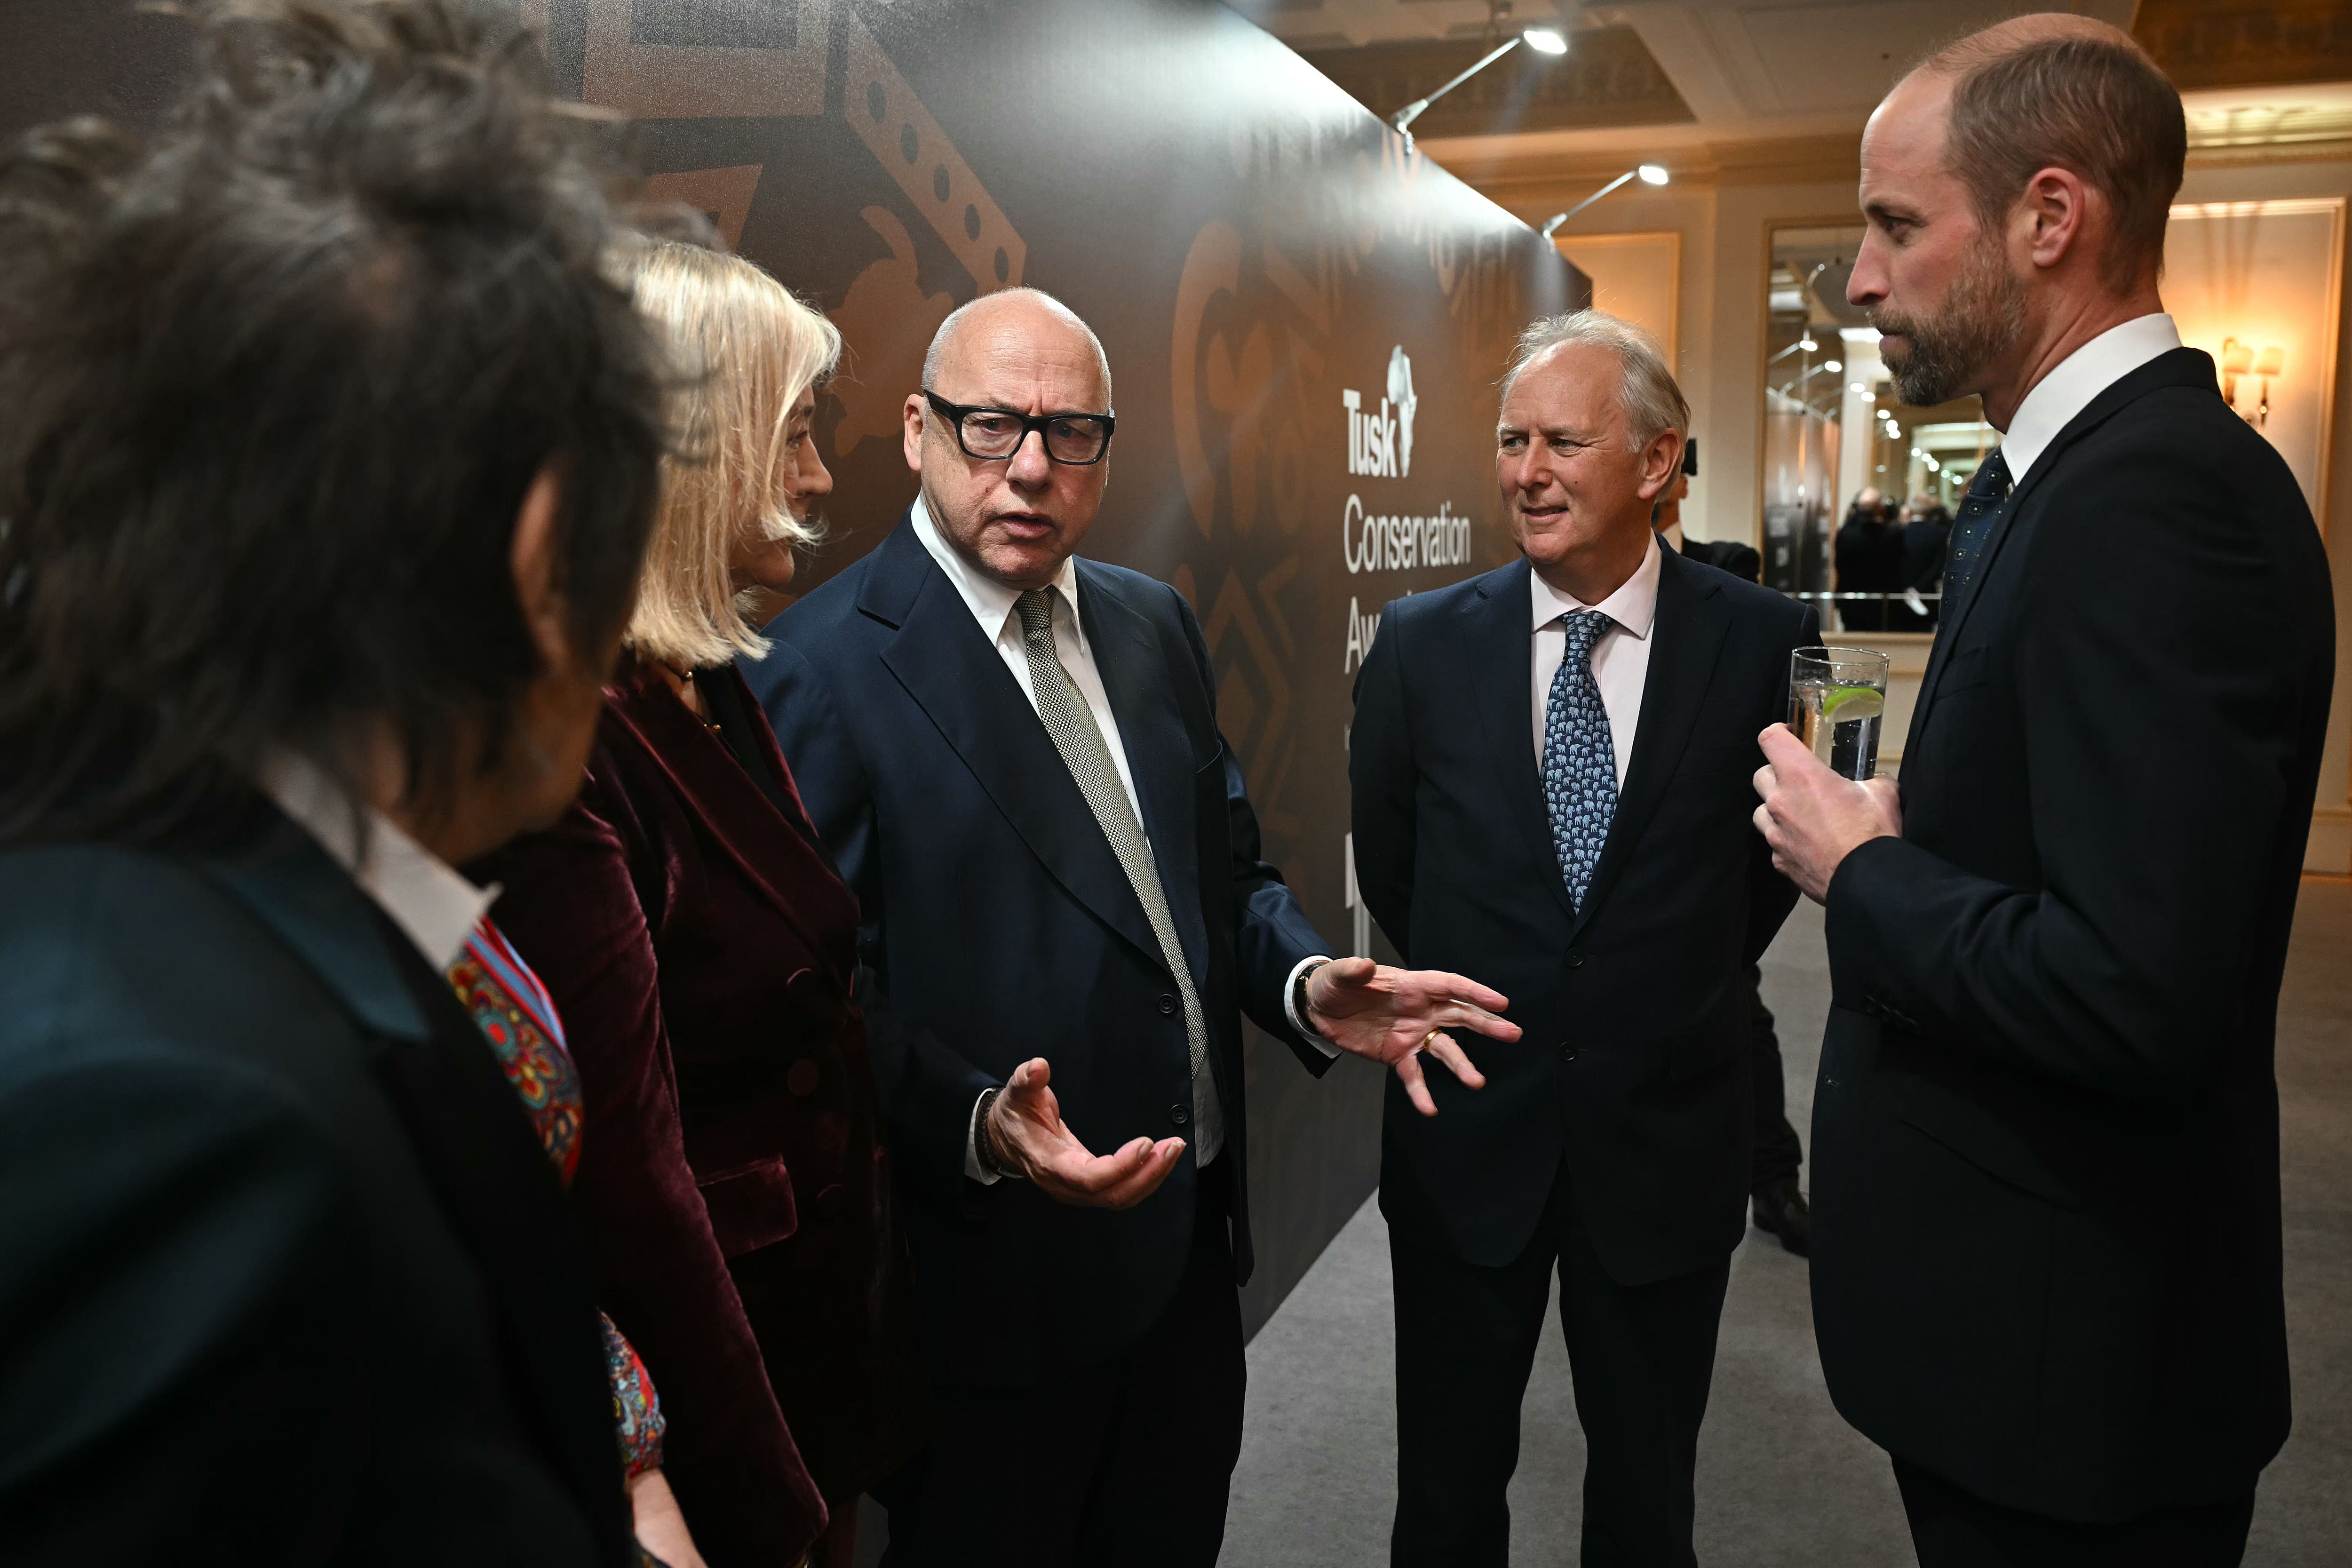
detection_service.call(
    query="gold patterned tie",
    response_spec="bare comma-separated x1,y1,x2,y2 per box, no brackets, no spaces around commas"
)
1014,587,1217,1154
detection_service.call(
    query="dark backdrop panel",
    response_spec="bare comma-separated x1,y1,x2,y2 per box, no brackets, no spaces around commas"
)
0,0,1582,1337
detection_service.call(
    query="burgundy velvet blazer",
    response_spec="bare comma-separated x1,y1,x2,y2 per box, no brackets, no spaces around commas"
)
475,658,923,1568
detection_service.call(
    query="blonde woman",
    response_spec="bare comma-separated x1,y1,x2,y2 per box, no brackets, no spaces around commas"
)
475,242,923,1568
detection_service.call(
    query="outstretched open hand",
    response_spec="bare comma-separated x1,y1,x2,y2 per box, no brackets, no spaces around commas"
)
1304,957,1518,1115
984,1057,1184,1209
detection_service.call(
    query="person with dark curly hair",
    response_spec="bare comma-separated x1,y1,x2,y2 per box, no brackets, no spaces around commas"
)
0,2,690,1561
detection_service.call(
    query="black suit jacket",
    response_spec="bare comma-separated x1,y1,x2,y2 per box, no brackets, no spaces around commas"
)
0,810,633,1565
1812,348,2334,1521
1351,548,1817,1280
746,516,1330,1383
1677,532,1763,584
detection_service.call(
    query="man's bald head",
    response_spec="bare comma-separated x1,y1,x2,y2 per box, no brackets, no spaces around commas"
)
1891,13,2184,294
902,286,1117,591
923,287,1112,406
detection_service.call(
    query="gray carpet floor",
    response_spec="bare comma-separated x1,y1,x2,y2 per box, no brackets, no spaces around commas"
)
1217,883,2352,1567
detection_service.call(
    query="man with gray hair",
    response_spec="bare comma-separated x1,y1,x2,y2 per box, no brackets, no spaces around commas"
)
1755,16,2330,1564
1351,308,1817,1565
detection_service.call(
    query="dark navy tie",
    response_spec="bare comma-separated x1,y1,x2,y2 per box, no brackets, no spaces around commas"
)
1542,610,1618,915
1942,449,2013,622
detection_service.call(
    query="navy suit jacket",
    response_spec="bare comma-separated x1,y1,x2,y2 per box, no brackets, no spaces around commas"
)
1351,547,1816,1281
0,807,633,1565
745,516,1331,1383
1813,349,2332,1521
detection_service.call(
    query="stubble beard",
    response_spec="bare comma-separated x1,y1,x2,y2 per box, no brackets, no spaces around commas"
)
1873,233,2026,407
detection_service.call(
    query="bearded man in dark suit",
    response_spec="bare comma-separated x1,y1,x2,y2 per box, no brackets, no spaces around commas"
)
1756,17,2333,1566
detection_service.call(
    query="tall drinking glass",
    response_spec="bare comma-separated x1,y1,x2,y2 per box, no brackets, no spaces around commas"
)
1789,646,1890,780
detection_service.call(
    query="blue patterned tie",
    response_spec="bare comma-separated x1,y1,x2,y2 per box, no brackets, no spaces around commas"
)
1542,609,1618,915
1941,448,2012,623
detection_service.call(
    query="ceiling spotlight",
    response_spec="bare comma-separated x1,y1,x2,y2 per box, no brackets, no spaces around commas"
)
1849,382,1867,394
1799,337,1818,353
1824,359,1842,374
1391,27,1561,145
1542,162,1671,234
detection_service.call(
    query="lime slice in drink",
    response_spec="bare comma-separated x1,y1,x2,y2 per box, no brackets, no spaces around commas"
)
1820,685,1884,723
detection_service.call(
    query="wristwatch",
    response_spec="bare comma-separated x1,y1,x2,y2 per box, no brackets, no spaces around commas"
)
1293,959,1331,1026
974,1086,1009,1178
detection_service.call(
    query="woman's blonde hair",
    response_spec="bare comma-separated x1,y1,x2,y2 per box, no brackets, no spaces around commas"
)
625,240,841,669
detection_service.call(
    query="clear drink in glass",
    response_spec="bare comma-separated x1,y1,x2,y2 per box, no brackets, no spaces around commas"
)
1789,645,1890,780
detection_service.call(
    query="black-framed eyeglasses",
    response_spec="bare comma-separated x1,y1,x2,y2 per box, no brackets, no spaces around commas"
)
923,390,1116,466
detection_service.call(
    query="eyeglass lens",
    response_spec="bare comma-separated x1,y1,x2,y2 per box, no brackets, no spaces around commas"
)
961,409,1109,464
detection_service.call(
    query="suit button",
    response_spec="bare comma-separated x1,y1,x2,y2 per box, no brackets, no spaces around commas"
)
1170,1103,1191,1125
1558,1043,1578,1062
1565,951,1585,970
787,1060,821,1097
1158,995,1178,1016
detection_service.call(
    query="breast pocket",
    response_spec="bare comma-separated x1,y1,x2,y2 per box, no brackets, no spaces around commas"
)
1931,644,1992,700
697,1156,798,1257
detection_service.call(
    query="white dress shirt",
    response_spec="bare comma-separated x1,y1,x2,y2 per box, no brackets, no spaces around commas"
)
259,751,497,972
910,500,1336,1182
1528,532,1663,786
2001,312,2182,482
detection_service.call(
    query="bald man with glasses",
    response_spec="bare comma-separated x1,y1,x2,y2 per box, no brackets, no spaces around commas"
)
743,288,1518,1565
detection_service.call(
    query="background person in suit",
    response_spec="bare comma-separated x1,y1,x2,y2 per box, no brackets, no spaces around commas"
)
745,287,1517,1566
1650,443,1813,1255
1898,496,1954,629
0,1,672,1560
1834,488,1904,630
1755,18,2334,1567
1352,310,1818,1568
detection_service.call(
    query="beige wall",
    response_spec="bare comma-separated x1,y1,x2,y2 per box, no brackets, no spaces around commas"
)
1441,142,2352,868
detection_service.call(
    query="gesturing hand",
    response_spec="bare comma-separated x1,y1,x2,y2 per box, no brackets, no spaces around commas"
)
1751,722,1903,901
983,1057,1184,1209
1303,957,1519,1116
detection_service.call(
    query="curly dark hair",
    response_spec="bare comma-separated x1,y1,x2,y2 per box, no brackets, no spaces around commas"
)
0,0,668,841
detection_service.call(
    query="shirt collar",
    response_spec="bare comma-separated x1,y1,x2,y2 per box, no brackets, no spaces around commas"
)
2001,312,2181,483
259,750,497,972
910,493,1083,644
1529,530,1662,637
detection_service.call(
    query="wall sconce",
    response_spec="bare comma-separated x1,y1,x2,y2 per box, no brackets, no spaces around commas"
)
2221,337,2285,428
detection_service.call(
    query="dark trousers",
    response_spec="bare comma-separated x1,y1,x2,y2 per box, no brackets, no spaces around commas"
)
1390,1159,1732,1568
1894,1458,2254,1568
1746,965,1803,1193
877,1161,1243,1568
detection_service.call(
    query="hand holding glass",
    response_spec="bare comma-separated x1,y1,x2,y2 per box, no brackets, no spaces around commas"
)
1788,646,1889,780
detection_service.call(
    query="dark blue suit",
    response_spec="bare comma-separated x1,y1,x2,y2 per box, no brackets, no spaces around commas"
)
0,808,634,1565
744,514,1332,1558
1351,546,1816,1565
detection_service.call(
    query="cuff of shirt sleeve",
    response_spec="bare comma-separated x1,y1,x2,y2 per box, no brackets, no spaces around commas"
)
1286,955,1340,1058
964,1090,1009,1185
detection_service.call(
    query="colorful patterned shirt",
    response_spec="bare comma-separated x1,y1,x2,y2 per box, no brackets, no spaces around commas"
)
449,919,667,1480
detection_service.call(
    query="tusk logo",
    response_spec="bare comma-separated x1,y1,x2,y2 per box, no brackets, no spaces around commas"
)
1387,345,1416,478
1343,345,1416,478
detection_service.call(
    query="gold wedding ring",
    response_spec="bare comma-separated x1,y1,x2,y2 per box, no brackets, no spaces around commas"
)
1420,1029,1440,1051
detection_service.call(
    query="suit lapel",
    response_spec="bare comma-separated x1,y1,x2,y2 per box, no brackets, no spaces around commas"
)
1464,560,1573,919
375,942,632,1558
1910,346,2220,737
1574,549,1729,938
864,522,1168,975
601,662,848,967
1078,563,1209,984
